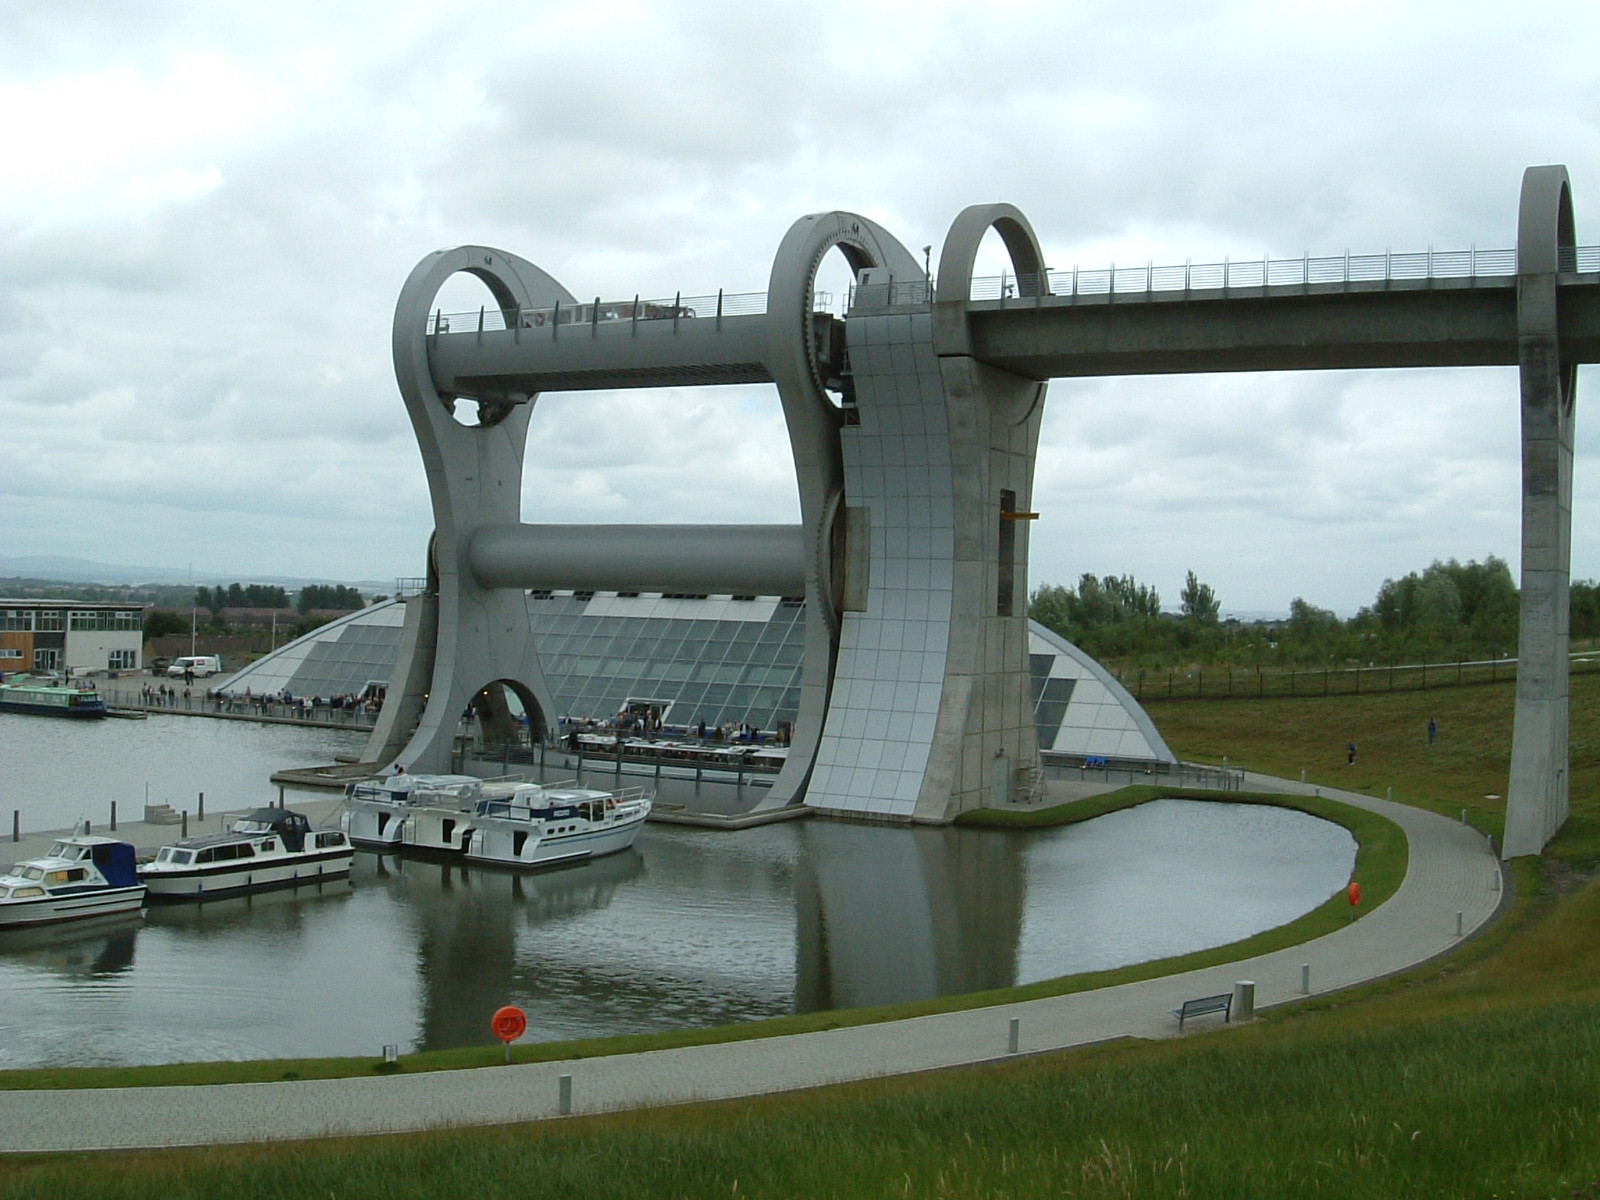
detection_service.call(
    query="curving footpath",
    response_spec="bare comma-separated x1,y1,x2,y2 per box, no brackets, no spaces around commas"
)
0,775,1506,1153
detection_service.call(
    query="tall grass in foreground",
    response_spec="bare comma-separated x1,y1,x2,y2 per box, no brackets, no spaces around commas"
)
6,1001,1600,1197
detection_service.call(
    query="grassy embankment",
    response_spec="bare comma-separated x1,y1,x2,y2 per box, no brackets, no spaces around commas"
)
6,675,1600,1196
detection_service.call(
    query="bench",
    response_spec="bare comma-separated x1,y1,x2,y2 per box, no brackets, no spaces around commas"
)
1170,992,1232,1031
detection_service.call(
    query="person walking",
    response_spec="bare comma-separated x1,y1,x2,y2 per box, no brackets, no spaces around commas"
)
1428,717,1438,744
1347,741,1358,765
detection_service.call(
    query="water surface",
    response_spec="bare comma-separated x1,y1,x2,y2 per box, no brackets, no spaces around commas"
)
0,716,1355,1067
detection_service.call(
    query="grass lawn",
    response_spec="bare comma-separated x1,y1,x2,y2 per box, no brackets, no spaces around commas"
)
4,678,1600,1197
1152,669,1600,862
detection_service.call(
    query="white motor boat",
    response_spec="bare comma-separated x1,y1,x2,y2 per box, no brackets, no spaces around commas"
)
0,836,146,927
140,808,353,900
340,773,483,848
465,782,651,869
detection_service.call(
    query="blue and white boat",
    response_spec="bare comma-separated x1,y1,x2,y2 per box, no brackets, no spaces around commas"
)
0,836,146,927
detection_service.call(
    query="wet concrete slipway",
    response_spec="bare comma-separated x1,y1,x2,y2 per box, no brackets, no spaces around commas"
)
0,713,1503,1152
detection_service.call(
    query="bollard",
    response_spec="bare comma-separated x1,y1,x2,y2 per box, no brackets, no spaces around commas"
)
182,810,189,837
1233,980,1256,1022
1386,786,1393,802
1301,963,1311,994
13,809,19,843
81,818,91,836
199,791,205,820
1008,1017,1020,1054
1456,910,1464,937
277,785,285,808
110,800,117,832
1461,808,1469,825
383,1044,398,1064
1300,769,1306,784
558,1074,573,1116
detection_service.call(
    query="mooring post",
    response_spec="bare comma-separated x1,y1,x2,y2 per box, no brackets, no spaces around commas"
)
1301,963,1311,994
110,800,117,831
199,791,205,820
1007,1017,1020,1054
558,1074,573,1115
182,810,189,838
11,810,17,843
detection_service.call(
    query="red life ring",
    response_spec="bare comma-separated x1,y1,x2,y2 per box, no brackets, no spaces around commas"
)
492,1005,527,1043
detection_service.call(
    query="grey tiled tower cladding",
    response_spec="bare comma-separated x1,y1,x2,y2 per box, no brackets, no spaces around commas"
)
376,169,1586,850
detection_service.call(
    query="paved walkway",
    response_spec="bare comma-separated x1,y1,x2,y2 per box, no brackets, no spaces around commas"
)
0,776,1505,1153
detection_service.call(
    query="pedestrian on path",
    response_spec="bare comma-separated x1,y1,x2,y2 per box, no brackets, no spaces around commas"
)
1347,741,1357,765
1428,717,1438,744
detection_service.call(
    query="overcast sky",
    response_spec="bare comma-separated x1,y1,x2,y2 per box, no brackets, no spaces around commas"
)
4,0,1598,615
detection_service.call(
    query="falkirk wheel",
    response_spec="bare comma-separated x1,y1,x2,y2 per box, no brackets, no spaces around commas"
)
368,168,1581,850
368,204,1048,826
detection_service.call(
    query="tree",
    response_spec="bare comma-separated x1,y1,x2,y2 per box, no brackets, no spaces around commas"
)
142,610,189,640
296,584,365,615
1179,571,1220,625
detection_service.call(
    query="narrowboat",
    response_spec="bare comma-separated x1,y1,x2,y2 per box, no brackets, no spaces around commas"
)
0,677,107,719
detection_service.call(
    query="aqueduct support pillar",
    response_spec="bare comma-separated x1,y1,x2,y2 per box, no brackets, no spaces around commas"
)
1505,165,1579,858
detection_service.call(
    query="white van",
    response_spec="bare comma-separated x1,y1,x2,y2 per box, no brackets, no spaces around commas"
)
167,655,222,678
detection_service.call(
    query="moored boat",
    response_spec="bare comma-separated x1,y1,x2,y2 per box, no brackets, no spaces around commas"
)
465,782,651,869
0,676,107,719
0,836,146,927
140,808,354,900
340,773,483,848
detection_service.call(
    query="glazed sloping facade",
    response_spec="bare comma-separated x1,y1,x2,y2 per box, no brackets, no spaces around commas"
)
221,595,1174,767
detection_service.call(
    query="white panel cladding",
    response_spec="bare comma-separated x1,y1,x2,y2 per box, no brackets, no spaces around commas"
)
808,311,952,819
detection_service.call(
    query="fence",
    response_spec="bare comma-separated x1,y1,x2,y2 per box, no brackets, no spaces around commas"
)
428,243,1600,334
100,683,378,730
1123,653,1600,704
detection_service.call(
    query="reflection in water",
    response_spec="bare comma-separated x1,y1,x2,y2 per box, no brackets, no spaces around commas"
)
796,822,1026,1010
0,801,1354,1069
376,850,646,1050
142,877,355,939
0,912,141,977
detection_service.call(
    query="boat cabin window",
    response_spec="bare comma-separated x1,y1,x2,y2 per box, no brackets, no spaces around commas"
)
15,865,44,882
45,868,87,885
155,847,195,865
315,832,345,849
194,843,258,864
46,842,86,859
10,886,44,898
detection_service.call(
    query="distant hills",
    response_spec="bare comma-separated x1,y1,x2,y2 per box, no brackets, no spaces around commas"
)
0,555,395,592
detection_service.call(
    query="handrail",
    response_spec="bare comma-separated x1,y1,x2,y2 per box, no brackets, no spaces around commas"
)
425,244,1600,333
